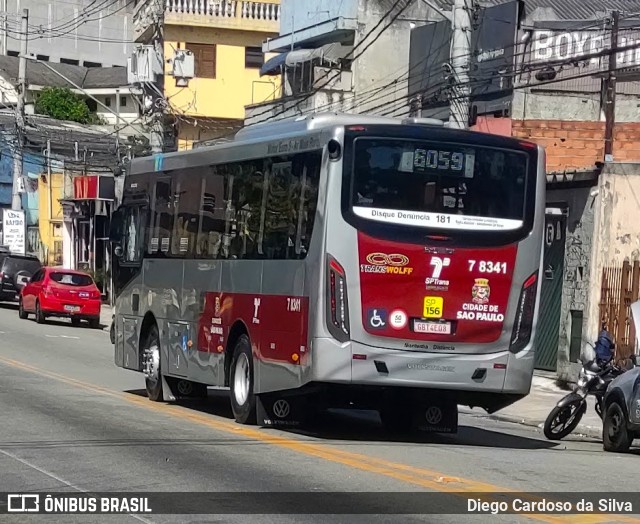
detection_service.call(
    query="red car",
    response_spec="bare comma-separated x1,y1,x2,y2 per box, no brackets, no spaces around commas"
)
19,267,102,328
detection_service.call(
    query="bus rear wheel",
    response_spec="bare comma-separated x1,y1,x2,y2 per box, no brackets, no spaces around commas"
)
230,334,256,425
142,325,163,402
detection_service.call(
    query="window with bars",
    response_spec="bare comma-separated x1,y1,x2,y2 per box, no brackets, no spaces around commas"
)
186,43,216,79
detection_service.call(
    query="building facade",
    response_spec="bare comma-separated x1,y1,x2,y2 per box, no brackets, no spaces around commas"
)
133,0,282,149
38,172,64,266
3,0,134,67
246,0,436,125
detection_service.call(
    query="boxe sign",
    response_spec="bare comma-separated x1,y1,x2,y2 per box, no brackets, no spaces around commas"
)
2,209,25,255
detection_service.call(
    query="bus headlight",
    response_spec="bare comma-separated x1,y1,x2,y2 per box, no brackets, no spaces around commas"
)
327,255,350,342
509,271,538,354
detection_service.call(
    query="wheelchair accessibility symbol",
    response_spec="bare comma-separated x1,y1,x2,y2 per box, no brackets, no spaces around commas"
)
367,308,388,329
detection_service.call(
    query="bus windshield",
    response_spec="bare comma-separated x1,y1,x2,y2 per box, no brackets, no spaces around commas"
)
350,138,529,231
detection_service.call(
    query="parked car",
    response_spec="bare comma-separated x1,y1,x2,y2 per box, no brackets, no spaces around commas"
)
0,254,42,303
601,356,640,453
19,267,102,327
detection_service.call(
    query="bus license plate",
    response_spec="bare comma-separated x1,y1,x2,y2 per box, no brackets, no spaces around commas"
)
414,320,451,335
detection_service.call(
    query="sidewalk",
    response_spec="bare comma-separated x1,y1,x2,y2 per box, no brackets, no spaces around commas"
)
460,375,604,439
100,304,113,330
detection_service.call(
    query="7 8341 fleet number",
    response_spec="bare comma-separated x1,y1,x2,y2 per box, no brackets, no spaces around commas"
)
468,260,508,274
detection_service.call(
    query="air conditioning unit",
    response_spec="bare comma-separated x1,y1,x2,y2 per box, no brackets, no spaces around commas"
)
127,45,163,84
172,49,195,79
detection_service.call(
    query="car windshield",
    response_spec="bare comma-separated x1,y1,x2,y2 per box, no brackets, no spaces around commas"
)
50,272,94,287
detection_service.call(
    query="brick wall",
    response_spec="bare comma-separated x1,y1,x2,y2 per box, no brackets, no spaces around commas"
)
512,120,640,172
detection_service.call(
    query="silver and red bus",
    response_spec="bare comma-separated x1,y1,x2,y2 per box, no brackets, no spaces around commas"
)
109,113,545,432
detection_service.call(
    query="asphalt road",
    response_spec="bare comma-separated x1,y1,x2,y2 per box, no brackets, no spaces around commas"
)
0,303,638,524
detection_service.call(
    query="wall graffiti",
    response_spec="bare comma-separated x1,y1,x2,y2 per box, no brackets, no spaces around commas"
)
565,220,590,310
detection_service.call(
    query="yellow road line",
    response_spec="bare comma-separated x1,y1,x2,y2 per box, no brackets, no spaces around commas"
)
0,355,637,524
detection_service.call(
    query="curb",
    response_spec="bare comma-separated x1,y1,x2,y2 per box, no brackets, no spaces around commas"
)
460,408,603,440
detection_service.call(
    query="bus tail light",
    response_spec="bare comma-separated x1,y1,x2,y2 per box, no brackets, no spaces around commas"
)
509,272,538,354
327,255,350,342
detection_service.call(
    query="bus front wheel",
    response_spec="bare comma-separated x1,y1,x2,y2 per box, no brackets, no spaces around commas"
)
230,334,256,425
142,325,163,402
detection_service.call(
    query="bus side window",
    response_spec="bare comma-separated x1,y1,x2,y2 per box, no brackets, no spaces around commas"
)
294,151,320,259
227,161,264,260
259,151,320,260
197,167,225,259
122,206,145,264
171,171,201,258
148,178,173,257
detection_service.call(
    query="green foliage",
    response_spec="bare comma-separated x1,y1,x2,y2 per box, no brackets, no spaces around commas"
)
35,87,101,124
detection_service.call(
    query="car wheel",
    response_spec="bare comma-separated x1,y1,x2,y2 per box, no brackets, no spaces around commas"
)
603,402,632,453
18,299,28,319
142,324,163,402
71,318,81,327
35,301,46,324
88,318,100,329
229,334,256,425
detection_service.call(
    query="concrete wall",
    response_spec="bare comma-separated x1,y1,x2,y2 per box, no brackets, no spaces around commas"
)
349,0,426,116
245,89,355,125
585,163,640,349
89,93,140,126
511,91,640,123
6,0,133,67
547,186,597,382
278,0,358,35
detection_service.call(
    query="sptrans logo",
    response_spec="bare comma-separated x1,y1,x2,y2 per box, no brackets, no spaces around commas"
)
425,256,450,290
360,253,413,275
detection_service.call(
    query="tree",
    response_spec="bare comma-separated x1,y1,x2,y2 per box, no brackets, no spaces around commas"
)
34,87,96,124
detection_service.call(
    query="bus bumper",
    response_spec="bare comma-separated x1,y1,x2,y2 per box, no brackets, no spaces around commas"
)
310,337,534,397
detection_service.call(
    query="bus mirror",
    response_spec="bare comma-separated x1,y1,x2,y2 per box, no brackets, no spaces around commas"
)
114,245,123,258
109,208,124,243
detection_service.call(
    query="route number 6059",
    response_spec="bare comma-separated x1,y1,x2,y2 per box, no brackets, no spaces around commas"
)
468,260,507,274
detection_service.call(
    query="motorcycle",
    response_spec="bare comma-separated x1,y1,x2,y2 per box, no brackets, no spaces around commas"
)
543,330,625,440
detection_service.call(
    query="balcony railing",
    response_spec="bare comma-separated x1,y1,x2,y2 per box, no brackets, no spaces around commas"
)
164,0,280,22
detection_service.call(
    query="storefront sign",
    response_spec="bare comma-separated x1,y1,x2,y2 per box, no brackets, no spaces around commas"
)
2,209,26,255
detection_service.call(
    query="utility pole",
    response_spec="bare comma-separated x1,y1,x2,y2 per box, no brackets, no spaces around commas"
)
11,8,28,211
449,0,472,129
149,0,165,154
2,0,8,56
115,88,121,162
603,10,619,162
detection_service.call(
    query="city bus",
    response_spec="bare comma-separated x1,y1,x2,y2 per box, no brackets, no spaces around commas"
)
109,113,545,433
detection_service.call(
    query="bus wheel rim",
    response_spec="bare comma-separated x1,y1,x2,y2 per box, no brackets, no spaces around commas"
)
234,353,250,406
144,342,160,385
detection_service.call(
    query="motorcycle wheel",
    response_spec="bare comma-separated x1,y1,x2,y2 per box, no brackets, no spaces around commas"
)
543,399,586,440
